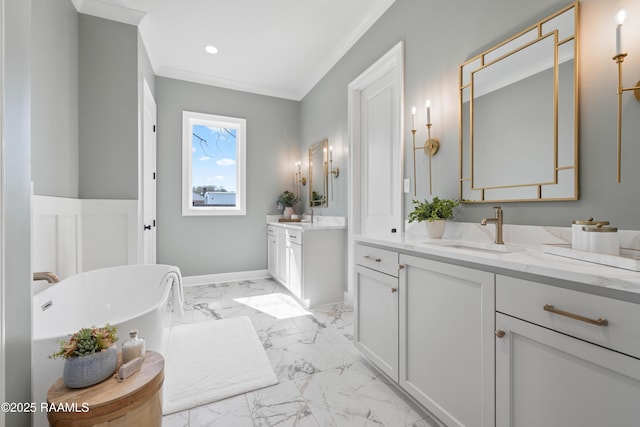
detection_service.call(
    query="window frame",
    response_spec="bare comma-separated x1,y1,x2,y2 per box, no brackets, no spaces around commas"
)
182,110,247,216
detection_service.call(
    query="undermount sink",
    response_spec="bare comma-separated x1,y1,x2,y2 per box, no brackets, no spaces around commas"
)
422,240,520,254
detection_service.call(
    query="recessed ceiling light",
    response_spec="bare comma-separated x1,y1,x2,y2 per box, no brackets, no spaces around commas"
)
205,45,218,55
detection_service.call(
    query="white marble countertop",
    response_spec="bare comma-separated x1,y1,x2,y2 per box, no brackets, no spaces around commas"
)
355,222,640,301
266,215,346,231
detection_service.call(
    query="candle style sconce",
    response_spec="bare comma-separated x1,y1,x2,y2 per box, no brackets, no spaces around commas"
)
411,100,440,195
324,146,340,201
612,9,640,183
294,161,306,197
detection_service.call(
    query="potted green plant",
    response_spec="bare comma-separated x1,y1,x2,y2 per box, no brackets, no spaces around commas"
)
408,197,459,239
276,190,299,219
50,324,119,388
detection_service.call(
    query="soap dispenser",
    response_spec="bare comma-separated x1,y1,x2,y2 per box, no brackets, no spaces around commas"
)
122,329,146,364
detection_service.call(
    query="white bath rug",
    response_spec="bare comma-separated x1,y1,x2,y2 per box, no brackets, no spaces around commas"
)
163,316,278,415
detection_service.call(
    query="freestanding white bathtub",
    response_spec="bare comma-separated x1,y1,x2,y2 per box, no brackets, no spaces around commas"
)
31,264,182,426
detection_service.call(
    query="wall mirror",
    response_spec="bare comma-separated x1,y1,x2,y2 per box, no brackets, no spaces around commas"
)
309,139,328,207
459,2,579,203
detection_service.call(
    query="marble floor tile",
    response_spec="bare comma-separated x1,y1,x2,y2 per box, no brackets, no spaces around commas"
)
247,381,319,427
164,278,439,427
189,394,254,427
353,374,426,427
162,410,189,427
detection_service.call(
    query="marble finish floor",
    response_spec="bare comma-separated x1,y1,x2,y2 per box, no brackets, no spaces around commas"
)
162,278,439,427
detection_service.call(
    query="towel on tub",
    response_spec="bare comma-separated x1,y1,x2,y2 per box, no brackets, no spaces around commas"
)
168,268,185,317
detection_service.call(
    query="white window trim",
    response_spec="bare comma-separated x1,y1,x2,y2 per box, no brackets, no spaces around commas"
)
182,111,247,216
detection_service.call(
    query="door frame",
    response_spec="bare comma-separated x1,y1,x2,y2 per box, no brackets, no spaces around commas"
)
347,41,404,304
140,77,157,264
0,0,5,417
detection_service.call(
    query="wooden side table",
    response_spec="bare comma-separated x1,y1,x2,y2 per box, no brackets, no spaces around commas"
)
46,351,164,427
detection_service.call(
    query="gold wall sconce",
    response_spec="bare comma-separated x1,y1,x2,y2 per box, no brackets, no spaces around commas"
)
328,146,340,178
411,100,440,195
323,146,339,201
612,9,640,183
294,161,306,197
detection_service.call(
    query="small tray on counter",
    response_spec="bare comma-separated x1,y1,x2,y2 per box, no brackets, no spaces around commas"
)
278,218,302,223
542,243,640,272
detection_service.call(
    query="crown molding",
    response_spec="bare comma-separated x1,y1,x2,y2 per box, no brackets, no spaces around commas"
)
71,0,149,26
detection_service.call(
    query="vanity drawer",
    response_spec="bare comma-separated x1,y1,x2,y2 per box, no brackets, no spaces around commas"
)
267,226,276,236
286,228,302,244
355,244,399,277
497,275,640,358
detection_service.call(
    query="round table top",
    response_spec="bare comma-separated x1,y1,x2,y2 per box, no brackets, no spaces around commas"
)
47,351,164,426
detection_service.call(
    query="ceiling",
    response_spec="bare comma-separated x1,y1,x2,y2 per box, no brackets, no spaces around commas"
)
71,0,396,100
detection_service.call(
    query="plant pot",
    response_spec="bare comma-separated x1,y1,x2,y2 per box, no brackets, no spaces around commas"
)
426,220,446,239
283,206,294,219
63,345,118,388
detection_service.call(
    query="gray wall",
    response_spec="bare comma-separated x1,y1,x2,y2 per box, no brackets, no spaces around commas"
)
31,0,79,197
4,0,33,424
156,77,300,276
79,14,139,199
300,0,640,230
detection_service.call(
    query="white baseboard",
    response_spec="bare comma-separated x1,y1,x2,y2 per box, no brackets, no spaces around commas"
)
183,270,270,287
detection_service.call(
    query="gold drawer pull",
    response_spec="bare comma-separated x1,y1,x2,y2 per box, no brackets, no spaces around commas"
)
495,330,506,338
391,287,398,293
543,304,609,326
364,255,382,262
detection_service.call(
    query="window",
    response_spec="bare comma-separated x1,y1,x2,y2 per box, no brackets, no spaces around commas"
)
182,111,246,216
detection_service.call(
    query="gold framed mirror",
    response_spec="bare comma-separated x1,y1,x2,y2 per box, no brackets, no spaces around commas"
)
309,139,328,207
459,2,579,203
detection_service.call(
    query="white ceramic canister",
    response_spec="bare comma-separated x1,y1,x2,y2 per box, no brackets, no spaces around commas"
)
572,218,609,250
582,223,619,256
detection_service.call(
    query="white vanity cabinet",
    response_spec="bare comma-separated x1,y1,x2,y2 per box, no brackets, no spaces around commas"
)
267,225,286,284
496,275,640,426
354,244,495,427
354,245,400,381
267,223,345,308
399,254,495,427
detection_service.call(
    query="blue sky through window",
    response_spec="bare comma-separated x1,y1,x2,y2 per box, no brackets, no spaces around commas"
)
191,124,237,192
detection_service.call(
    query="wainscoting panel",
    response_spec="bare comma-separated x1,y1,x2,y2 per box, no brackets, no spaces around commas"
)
81,199,139,272
32,196,82,281
32,196,139,288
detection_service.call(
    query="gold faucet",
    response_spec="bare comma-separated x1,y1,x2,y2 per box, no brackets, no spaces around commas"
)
33,271,60,283
481,206,504,245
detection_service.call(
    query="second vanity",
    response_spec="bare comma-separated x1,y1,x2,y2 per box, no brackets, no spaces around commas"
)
267,216,345,308
353,222,640,427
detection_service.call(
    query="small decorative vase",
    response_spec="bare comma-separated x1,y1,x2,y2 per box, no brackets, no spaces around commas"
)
63,345,118,388
426,220,446,239
283,206,294,220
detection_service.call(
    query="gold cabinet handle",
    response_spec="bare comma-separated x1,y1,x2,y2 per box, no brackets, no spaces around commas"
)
543,304,609,326
495,330,506,338
391,287,398,293
364,255,381,262
398,264,405,270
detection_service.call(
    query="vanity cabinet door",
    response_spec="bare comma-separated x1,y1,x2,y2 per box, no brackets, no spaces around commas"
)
354,265,398,381
287,241,302,300
267,228,278,279
496,312,640,427
399,254,495,427
275,227,287,285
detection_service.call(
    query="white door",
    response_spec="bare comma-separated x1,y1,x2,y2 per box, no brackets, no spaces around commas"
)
142,79,157,264
359,70,402,235
348,41,404,303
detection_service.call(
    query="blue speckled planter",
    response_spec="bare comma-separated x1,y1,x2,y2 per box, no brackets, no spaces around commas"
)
63,345,118,388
